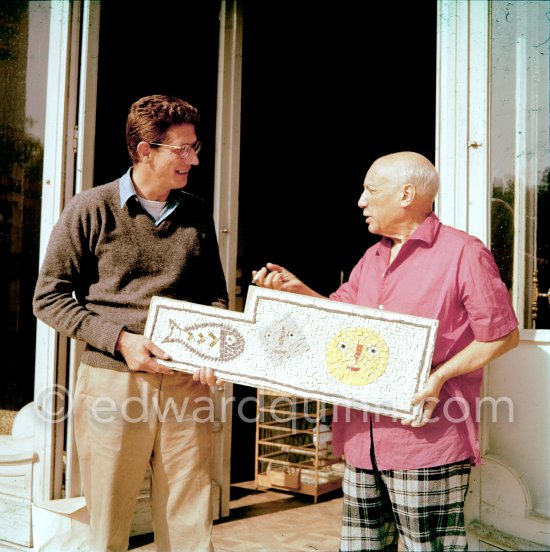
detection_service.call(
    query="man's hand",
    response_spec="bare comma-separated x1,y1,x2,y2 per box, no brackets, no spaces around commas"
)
402,330,520,428
252,262,324,298
401,369,445,428
116,330,174,374
192,367,224,387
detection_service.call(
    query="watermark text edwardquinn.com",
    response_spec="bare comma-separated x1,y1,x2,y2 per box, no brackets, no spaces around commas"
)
34,382,515,426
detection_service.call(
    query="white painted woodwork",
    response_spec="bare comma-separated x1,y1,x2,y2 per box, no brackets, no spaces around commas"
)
211,0,244,518
0,409,37,547
435,0,470,232
213,0,243,312
436,0,490,242
66,0,101,500
437,1,550,548
33,0,73,505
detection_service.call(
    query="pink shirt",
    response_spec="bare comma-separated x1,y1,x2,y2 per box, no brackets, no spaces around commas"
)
329,212,518,469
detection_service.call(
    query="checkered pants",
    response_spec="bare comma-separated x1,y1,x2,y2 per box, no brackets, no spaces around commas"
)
340,460,471,552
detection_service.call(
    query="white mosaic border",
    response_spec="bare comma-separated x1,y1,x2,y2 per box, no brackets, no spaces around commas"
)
144,286,438,422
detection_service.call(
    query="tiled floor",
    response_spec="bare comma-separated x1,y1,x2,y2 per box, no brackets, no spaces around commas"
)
129,481,344,552
0,409,17,435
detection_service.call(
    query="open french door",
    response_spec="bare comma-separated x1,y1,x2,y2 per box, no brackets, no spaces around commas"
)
34,0,241,538
437,1,550,549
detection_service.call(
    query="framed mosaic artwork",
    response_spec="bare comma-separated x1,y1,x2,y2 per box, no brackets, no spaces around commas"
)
144,286,439,422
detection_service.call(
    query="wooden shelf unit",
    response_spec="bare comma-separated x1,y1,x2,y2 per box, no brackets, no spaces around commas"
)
254,390,343,503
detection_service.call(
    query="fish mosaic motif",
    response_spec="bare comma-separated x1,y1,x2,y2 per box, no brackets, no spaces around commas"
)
162,320,245,362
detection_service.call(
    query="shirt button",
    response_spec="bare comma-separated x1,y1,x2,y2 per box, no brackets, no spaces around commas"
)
378,305,384,309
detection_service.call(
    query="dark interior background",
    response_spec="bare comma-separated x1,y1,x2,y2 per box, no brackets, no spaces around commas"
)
93,2,221,207
93,1,437,483
238,2,437,299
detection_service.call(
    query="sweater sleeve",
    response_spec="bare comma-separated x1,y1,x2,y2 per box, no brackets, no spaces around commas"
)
32,195,125,355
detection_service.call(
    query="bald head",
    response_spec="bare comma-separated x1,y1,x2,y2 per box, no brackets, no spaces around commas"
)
369,151,439,206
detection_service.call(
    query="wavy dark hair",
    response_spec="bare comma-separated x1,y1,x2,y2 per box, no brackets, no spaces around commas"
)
126,95,200,163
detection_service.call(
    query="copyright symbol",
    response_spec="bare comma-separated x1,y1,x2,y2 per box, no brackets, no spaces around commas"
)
34,384,72,423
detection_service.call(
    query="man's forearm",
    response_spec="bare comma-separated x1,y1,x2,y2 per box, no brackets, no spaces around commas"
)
433,328,520,384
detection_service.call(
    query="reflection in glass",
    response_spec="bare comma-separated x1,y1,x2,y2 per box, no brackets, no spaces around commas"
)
0,1,49,409
490,0,550,329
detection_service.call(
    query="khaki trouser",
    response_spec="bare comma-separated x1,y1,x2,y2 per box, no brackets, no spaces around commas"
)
73,363,214,552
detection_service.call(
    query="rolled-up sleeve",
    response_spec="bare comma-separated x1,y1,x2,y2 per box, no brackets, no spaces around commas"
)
459,239,519,341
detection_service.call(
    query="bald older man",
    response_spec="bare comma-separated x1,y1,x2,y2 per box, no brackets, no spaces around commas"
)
253,152,519,551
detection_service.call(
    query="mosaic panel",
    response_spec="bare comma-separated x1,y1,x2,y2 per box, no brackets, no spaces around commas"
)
144,286,439,422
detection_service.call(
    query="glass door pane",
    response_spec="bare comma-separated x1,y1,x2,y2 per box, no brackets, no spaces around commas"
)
0,1,50,410
490,0,550,329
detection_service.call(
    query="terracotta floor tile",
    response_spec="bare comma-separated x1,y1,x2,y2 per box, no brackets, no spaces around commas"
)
129,481,343,552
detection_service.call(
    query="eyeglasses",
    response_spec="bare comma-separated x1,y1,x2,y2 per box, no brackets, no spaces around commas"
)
148,141,202,158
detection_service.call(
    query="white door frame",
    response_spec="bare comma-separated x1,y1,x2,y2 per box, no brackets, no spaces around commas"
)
33,0,77,504
436,0,490,242
65,0,101,499
437,1,550,549
33,0,100,503
211,0,243,517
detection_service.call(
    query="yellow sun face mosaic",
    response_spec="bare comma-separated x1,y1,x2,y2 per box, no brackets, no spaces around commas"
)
325,327,389,386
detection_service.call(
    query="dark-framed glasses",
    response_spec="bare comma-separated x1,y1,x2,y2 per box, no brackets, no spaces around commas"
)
148,141,202,158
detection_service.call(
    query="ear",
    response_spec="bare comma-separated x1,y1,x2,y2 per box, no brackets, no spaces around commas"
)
400,183,415,206
136,141,152,162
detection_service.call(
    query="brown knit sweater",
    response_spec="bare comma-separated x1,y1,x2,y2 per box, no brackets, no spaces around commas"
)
33,178,229,371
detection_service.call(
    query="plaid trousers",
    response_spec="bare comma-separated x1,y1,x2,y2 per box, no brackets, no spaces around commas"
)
340,460,471,552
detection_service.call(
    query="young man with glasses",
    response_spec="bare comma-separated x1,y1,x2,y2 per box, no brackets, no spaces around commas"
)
253,151,519,551
33,95,228,551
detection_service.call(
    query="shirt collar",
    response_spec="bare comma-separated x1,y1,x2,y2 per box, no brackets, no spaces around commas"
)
376,211,441,254
119,167,137,207
407,211,440,245
119,167,182,208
